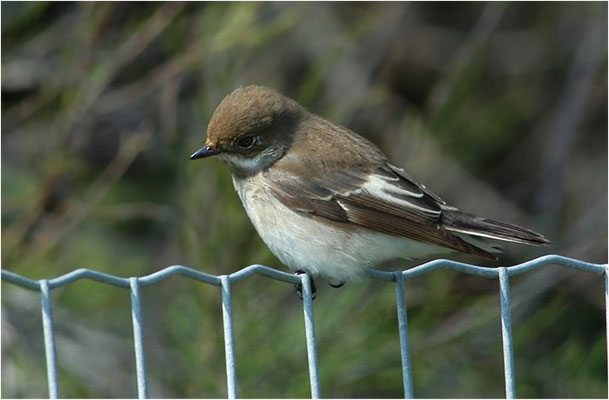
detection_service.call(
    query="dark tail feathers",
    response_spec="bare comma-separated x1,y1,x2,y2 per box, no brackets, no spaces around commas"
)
442,210,551,246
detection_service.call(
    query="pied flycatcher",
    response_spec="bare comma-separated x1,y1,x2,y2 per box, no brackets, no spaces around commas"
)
191,86,550,285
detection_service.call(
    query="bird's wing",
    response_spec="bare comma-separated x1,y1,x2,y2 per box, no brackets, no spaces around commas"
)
266,162,497,260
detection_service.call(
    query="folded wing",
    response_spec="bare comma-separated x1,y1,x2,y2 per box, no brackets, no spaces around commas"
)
266,162,501,260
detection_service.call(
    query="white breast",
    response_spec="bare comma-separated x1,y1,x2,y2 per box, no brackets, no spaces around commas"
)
232,174,447,283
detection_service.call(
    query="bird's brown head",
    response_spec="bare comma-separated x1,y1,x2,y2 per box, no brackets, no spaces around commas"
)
191,85,305,176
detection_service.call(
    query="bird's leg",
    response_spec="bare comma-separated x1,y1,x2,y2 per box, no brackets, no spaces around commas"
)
294,270,317,300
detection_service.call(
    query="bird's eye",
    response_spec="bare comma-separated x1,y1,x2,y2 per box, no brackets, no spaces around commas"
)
237,136,256,149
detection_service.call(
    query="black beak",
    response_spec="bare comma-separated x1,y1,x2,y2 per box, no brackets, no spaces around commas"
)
190,146,220,160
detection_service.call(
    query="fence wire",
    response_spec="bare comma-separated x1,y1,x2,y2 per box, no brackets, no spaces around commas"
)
1,254,607,399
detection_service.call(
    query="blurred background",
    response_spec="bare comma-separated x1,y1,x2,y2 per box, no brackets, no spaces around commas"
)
2,2,607,398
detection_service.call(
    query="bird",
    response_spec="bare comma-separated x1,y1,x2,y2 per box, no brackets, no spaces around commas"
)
191,85,550,290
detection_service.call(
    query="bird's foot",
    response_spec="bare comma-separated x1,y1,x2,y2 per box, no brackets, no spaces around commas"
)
294,270,317,300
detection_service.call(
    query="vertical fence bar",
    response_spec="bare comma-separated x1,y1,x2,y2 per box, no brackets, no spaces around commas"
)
605,266,609,398
221,276,238,399
301,273,321,399
40,280,60,399
498,268,516,399
130,278,148,399
394,272,414,399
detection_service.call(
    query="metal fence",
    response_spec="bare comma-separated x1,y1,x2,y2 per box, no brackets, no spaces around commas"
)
1,254,607,399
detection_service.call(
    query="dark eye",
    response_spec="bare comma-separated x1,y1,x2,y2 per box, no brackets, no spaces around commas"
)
237,136,255,149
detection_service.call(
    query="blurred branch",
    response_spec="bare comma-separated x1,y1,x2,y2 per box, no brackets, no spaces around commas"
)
2,11,79,125
159,78,182,144
93,202,173,222
561,190,608,261
55,3,186,137
534,15,607,232
319,3,412,120
4,3,185,135
91,37,205,118
414,266,580,351
16,129,152,266
426,2,506,114
3,3,185,265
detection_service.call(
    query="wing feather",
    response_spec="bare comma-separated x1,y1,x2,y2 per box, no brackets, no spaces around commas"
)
265,163,498,260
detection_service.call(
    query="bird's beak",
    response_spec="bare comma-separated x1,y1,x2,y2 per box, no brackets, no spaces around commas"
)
190,145,220,160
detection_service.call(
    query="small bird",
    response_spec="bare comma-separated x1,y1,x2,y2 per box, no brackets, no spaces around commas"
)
191,85,550,288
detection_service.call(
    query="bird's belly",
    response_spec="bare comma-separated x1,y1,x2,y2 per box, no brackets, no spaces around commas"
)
234,176,441,282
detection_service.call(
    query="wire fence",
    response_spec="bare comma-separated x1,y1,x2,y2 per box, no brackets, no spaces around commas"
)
1,254,607,399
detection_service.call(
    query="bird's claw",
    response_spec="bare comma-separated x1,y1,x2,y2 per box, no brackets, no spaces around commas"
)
328,280,346,288
294,270,317,300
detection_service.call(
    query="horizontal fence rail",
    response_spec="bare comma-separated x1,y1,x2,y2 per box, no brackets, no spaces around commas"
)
1,255,608,399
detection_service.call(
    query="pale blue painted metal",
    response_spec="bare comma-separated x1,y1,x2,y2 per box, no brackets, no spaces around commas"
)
220,275,238,399
394,272,414,398
2,269,41,290
1,255,607,399
40,280,59,399
129,278,148,398
301,273,321,399
366,255,605,281
498,268,516,399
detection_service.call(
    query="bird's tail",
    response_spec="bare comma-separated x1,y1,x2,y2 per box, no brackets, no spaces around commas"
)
442,210,551,246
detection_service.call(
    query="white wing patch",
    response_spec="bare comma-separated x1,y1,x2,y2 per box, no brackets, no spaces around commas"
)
357,174,441,215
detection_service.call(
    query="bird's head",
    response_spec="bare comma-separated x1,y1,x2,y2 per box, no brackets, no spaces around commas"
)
191,85,304,176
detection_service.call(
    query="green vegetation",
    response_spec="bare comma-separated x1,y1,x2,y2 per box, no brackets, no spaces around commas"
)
2,2,607,397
